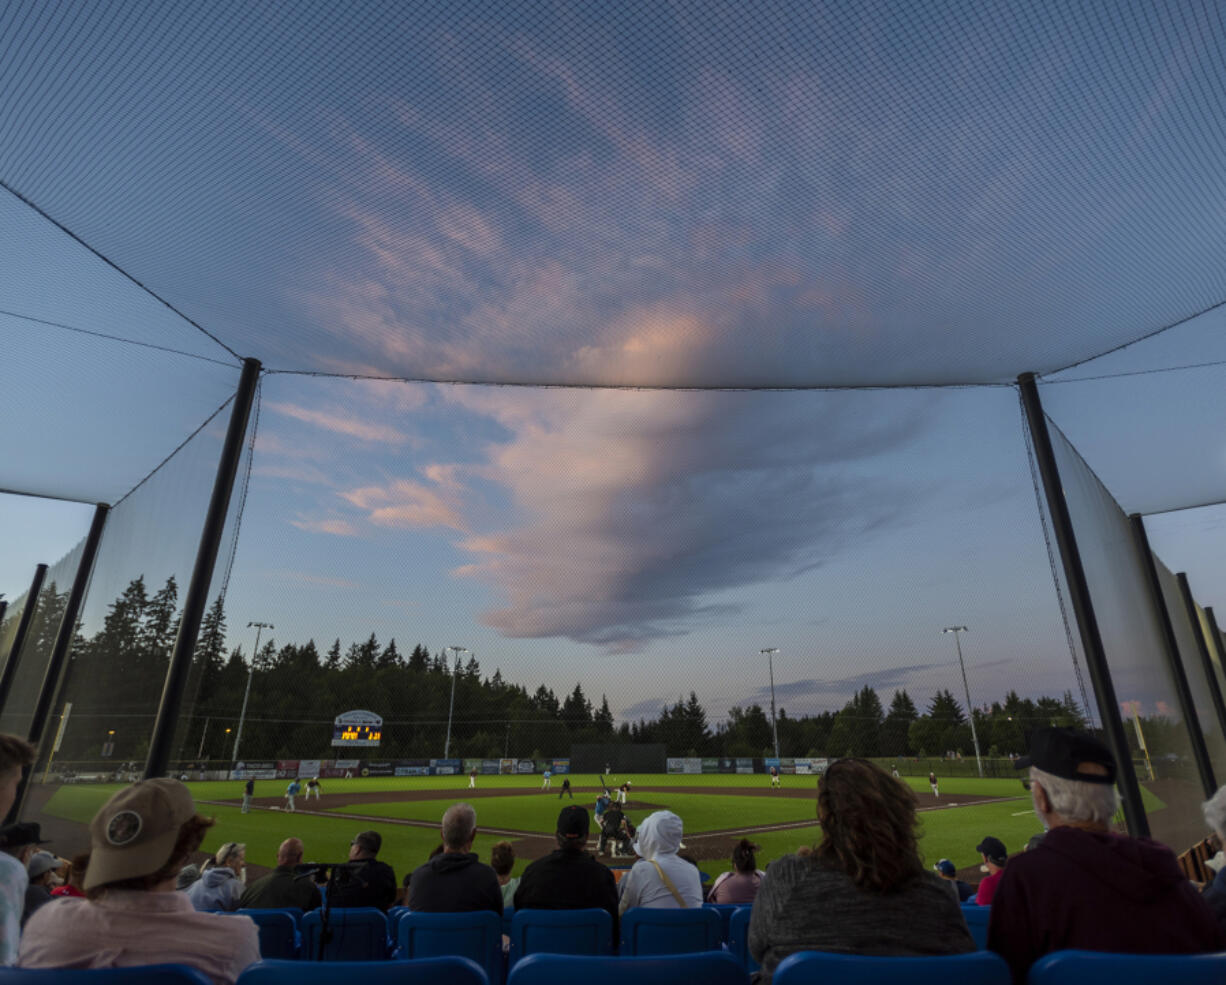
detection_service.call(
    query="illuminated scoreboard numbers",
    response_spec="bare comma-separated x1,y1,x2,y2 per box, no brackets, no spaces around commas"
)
332,710,384,747
340,726,381,742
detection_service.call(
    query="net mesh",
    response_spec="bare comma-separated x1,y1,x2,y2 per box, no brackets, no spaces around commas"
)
4,0,1226,387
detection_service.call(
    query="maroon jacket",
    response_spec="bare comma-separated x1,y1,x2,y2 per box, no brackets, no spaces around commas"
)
988,825,1226,982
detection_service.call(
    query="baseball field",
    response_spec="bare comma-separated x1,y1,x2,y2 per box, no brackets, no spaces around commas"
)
31,772,1049,883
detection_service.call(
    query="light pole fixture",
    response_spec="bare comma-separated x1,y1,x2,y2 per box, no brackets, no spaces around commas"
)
942,626,984,777
761,648,780,760
443,646,469,758
232,621,272,763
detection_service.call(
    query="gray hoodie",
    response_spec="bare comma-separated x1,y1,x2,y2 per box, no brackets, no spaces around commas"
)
186,865,242,912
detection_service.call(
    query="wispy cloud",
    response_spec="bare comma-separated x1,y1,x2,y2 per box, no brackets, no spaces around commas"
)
289,516,361,536
267,569,361,589
266,401,410,444
340,476,467,532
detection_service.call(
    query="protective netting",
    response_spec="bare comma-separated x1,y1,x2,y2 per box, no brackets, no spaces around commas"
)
0,538,87,741
0,190,242,504
22,393,252,779
1047,419,1211,849
4,1,1226,387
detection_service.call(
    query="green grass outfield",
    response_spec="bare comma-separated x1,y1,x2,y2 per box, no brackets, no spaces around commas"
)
37,773,1050,879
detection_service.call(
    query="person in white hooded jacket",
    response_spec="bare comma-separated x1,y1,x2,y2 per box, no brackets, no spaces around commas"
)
617,810,703,914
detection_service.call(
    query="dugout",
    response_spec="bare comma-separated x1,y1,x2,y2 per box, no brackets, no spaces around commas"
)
571,743,665,774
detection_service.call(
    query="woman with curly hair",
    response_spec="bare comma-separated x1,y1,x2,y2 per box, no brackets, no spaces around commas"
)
748,758,973,984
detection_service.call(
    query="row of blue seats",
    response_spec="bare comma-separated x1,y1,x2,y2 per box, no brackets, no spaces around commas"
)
5,948,1226,985
226,900,988,973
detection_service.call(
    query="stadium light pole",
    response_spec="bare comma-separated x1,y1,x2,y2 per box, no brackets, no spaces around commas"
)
443,646,469,759
942,626,984,777
232,621,272,763
761,648,780,760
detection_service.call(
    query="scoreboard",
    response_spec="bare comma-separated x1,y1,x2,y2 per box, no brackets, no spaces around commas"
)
332,710,383,747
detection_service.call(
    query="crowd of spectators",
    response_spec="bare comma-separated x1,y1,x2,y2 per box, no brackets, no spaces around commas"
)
0,727,1223,984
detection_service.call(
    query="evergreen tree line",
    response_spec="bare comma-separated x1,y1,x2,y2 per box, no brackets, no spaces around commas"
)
0,577,1121,765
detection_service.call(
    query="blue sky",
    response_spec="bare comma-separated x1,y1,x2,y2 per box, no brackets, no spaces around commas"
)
4,1,1226,728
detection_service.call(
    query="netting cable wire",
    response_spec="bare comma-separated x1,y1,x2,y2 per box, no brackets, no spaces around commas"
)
111,394,236,509
0,307,240,369
214,374,261,610
1016,386,1095,726
1048,296,1226,378
1039,355,1226,385
0,178,243,364
264,367,1009,393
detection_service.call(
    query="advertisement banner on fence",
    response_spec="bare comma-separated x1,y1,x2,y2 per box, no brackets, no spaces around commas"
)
667,757,702,774
765,758,781,770
481,759,502,774
735,757,755,774
499,759,515,774
780,758,796,774
395,760,430,776
276,760,300,779
297,759,322,778
551,759,571,774
718,758,737,774
362,760,396,777
515,759,536,774
231,761,277,780
431,759,461,775
701,758,720,773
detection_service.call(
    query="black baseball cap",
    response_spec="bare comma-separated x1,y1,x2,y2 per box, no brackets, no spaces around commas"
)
0,822,48,849
976,836,1008,865
1014,727,1116,784
557,806,590,841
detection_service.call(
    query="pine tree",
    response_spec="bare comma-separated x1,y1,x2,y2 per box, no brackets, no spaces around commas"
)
881,689,918,754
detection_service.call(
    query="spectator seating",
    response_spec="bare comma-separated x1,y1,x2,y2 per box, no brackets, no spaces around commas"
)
727,906,757,972
399,910,503,985
301,907,389,961
220,909,300,960
509,908,614,965
502,906,514,938
506,951,748,985
1176,837,1217,885
620,907,722,955
702,903,740,942
1028,949,1226,985
0,966,212,985
238,957,489,985
772,951,1010,985
959,903,989,950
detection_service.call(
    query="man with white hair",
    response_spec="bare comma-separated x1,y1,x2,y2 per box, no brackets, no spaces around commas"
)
408,803,502,914
988,727,1223,982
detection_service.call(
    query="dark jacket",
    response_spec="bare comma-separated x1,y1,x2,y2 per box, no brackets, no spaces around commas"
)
22,884,52,927
328,857,397,912
513,847,619,940
748,854,973,985
408,852,502,914
238,865,322,912
988,825,1226,983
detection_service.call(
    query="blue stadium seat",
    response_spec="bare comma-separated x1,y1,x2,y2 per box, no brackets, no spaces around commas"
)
221,909,300,959
301,907,389,961
399,910,503,985
502,905,514,938
1027,949,1226,985
509,908,614,965
727,906,757,973
772,950,1010,985
238,957,488,985
620,907,722,955
959,903,989,950
507,952,748,985
0,966,212,985
702,903,741,942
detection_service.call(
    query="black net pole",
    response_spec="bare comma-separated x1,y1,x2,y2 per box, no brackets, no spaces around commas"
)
1178,575,1226,771
1017,373,1150,837
8,504,109,823
1128,517,1215,797
0,564,48,719
145,358,261,780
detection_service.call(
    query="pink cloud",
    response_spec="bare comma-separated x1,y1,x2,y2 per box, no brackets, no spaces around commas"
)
266,401,410,444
